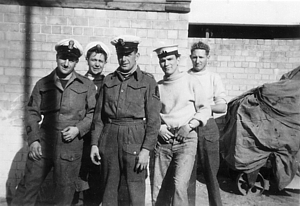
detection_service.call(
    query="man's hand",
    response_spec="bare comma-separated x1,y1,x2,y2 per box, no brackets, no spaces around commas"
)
159,124,174,143
90,145,101,165
29,141,42,161
61,126,79,143
176,124,192,142
135,148,150,173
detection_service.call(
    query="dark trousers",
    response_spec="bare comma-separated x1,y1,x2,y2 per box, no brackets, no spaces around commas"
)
100,121,147,206
79,138,103,206
197,118,223,206
11,155,81,206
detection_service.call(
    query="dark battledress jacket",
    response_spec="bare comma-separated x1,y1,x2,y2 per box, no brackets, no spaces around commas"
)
26,70,97,161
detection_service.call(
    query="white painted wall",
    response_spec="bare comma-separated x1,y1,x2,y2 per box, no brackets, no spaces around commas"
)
189,0,300,25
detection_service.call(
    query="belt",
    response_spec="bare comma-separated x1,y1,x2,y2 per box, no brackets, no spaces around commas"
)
105,117,145,125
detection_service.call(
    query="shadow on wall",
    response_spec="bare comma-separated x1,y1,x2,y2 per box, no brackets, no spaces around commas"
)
5,2,58,205
6,145,57,204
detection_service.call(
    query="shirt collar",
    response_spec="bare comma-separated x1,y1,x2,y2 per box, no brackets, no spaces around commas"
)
114,65,141,81
46,69,83,90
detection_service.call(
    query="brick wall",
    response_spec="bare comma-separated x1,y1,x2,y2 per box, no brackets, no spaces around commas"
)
0,4,190,202
188,38,300,135
188,38,300,101
1,3,300,204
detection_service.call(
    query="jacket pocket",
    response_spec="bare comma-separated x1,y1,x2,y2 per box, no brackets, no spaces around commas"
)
122,144,147,182
123,144,141,155
60,152,81,162
69,86,88,110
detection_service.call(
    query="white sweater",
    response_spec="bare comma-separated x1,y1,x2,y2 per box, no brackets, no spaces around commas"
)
188,69,227,106
158,72,211,128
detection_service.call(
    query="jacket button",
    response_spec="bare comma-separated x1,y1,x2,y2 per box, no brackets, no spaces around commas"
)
133,151,137,155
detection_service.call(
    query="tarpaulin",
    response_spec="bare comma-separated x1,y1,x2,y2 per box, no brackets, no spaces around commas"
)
221,67,300,190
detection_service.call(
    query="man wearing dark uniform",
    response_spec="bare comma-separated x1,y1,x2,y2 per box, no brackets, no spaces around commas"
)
90,35,161,206
73,41,111,206
11,39,97,206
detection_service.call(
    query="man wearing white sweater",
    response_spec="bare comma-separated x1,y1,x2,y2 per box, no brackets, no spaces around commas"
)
152,45,211,206
188,41,227,206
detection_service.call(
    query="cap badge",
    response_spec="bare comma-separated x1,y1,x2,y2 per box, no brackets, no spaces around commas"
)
118,38,125,46
96,44,102,49
68,40,74,52
161,50,168,56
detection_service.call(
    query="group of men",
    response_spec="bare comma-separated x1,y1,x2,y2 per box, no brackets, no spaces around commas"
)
11,35,227,206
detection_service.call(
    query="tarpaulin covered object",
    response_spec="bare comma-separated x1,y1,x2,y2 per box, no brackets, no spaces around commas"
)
221,67,300,190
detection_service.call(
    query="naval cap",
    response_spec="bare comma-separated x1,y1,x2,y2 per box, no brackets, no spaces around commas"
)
55,38,83,60
153,44,180,59
84,41,111,61
111,35,140,55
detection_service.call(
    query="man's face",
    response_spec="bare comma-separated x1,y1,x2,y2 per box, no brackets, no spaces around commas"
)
159,54,180,77
190,49,209,72
117,51,139,72
56,54,78,79
87,52,106,75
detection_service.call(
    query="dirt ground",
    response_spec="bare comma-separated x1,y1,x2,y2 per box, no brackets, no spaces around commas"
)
1,167,299,206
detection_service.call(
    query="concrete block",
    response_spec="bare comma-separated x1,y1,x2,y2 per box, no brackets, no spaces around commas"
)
110,19,130,28
83,27,93,36
94,27,104,36
0,76,9,84
125,28,137,36
4,14,25,23
115,10,129,19
156,30,168,39
167,30,178,39
63,8,74,17
131,19,152,29
73,27,83,35
52,7,63,16
5,84,23,93
41,25,51,34
68,17,88,26
217,56,231,61
94,9,107,18
233,73,247,79
0,23,19,32
147,29,156,38
74,8,85,17
7,5,19,14
62,26,72,35
152,20,169,30
172,20,188,30
52,26,61,34
246,56,259,62
168,12,180,20
47,16,67,25
89,18,109,27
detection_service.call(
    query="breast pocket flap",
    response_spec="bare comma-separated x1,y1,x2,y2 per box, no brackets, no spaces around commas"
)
60,152,81,162
123,144,141,155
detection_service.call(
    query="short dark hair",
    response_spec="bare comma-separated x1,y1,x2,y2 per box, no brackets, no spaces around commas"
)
86,46,108,61
190,41,210,55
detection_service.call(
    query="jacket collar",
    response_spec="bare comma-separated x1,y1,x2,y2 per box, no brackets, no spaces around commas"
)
113,65,141,81
45,69,83,91
105,66,142,87
84,71,105,81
